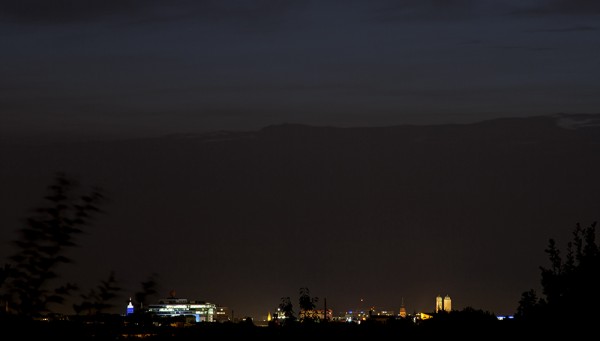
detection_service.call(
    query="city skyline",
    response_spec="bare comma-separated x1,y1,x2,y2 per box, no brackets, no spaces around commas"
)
120,291,454,322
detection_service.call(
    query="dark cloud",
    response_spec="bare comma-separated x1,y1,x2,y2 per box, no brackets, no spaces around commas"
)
0,0,151,23
366,0,481,22
489,45,558,51
550,0,600,14
527,25,597,33
3,0,598,28
0,0,304,25
509,0,600,16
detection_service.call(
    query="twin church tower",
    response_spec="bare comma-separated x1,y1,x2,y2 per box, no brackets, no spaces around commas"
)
435,294,452,313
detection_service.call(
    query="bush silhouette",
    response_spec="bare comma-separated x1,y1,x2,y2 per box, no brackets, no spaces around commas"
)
516,221,599,327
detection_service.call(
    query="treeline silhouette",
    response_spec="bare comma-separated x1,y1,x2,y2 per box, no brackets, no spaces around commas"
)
1,173,599,339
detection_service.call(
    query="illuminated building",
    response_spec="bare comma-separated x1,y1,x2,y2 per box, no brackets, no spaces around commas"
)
420,312,433,320
443,295,451,312
213,306,231,323
399,298,407,318
145,297,216,323
126,298,134,316
435,294,451,313
343,309,369,323
298,309,333,321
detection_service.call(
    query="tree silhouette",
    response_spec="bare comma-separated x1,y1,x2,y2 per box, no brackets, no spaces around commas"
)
133,272,160,311
73,271,121,316
298,287,318,311
298,287,319,322
516,221,600,325
0,172,105,317
278,296,296,325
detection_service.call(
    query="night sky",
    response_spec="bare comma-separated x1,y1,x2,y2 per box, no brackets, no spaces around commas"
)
2,0,600,137
1,0,600,320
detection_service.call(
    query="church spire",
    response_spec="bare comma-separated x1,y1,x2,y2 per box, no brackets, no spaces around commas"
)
126,297,134,315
